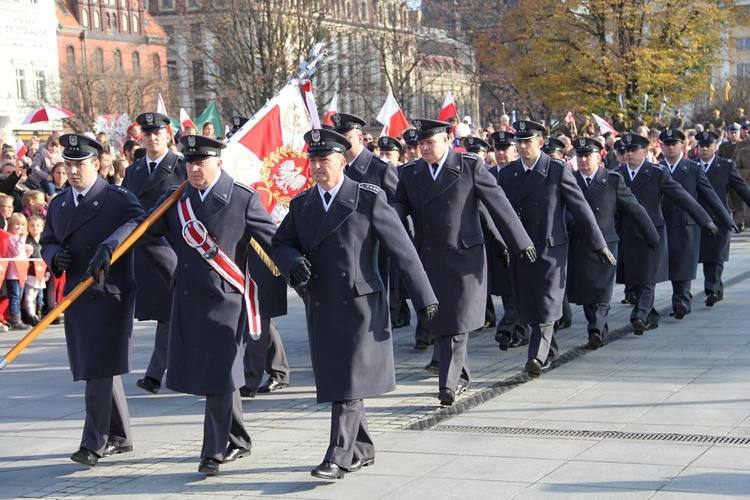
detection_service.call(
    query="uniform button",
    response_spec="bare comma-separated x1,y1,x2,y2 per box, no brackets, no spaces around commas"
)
86,245,92,250
425,224,430,228
340,272,346,277
427,247,432,251
338,244,344,249
447,223,451,227
313,246,318,251
183,291,188,296
183,264,188,268
313,274,319,279
342,300,348,305
314,301,320,307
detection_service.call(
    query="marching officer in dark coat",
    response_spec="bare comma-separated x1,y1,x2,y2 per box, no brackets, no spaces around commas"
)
390,119,535,405
567,137,659,348
91,135,278,476
696,131,750,305
272,129,438,480
659,129,733,318
497,121,612,377
122,111,186,395
614,133,717,334
40,134,144,467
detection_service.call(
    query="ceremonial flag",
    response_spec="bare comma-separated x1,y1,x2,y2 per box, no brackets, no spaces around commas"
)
592,113,617,136
564,111,575,124
725,81,732,102
15,138,27,159
300,80,321,130
376,92,409,138
156,93,174,138
322,92,338,126
196,102,223,137
437,91,458,121
223,82,313,223
179,108,197,132
709,83,716,104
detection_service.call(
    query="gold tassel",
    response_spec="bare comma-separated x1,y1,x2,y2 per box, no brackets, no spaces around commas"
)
250,238,280,276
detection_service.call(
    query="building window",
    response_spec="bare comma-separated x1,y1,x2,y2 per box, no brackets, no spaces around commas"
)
738,38,750,51
152,53,161,71
167,60,177,80
94,48,104,71
114,50,122,71
738,63,750,78
81,8,89,27
35,70,46,101
131,14,138,32
159,0,174,11
93,10,100,28
192,60,205,89
16,69,27,100
132,52,140,73
122,13,128,32
194,98,206,115
191,24,201,44
66,46,75,67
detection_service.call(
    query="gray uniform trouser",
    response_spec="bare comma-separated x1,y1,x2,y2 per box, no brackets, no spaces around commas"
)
528,321,558,364
497,295,530,342
144,320,169,382
631,283,659,325
81,376,132,456
703,262,725,296
671,280,692,313
324,399,374,469
437,333,470,392
583,303,610,340
243,318,290,390
202,390,251,461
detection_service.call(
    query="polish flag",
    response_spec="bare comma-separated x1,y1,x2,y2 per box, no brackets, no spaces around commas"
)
376,92,409,138
592,113,617,136
15,138,28,159
156,93,173,137
179,108,197,133
223,82,314,223
322,92,338,126
437,91,458,121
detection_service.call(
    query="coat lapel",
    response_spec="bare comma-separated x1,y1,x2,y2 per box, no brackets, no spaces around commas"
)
140,151,179,196
517,153,550,201
410,159,434,196
345,149,371,182
63,176,107,239
194,170,232,222
628,163,652,192
668,158,689,183
424,149,462,204
312,177,357,247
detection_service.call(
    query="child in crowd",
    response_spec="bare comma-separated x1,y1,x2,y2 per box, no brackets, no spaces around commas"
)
22,190,47,219
23,216,45,326
5,213,32,330
29,136,62,196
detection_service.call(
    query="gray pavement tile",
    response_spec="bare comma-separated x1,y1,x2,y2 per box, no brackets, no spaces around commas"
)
435,415,532,428
660,391,750,410
631,406,750,428
617,423,739,437
378,477,527,499
573,440,710,466
557,388,674,406
525,404,651,424
284,473,414,499
463,435,597,460
516,419,628,432
383,430,485,455
538,460,681,490
452,401,553,420
510,483,654,499
422,455,565,483
660,467,750,495
487,386,584,404
690,444,750,469
0,484,44,499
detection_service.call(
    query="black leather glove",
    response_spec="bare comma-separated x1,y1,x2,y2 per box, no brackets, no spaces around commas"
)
500,248,510,268
596,247,617,266
82,245,113,284
518,245,536,263
290,258,312,285
647,239,660,251
52,249,72,273
703,221,719,237
417,303,438,323
731,224,741,234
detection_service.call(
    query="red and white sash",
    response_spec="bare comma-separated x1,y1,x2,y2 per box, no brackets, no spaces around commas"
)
177,196,262,339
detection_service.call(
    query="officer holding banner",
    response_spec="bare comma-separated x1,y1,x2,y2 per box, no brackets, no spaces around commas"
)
89,135,278,477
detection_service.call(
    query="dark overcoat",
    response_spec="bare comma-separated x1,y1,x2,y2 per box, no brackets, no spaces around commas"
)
272,177,436,403
485,165,513,297
700,156,750,262
40,177,142,381
345,148,398,199
615,161,712,285
567,168,658,305
498,153,606,324
121,151,186,320
390,149,532,335
661,158,733,281
104,171,278,395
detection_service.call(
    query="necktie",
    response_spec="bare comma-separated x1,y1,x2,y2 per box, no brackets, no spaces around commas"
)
345,164,350,173
324,191,332,204
149,161,157,175
525,168,531,176
703,162,709,172
585,177,592,187
76,193,84,205
630,170,636,181
431,163,439,176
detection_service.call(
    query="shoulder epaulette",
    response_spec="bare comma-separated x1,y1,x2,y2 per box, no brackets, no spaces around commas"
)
233,182,256,194
606,169,622,177
462,152,479,159
550,157,568,167
400,160,418,170
359,183,381,194
371,155,389,166
292,189,307,200
652,163,664,171
108,185,130,195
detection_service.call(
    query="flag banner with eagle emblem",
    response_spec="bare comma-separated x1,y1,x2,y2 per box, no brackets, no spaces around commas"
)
223,82,316,223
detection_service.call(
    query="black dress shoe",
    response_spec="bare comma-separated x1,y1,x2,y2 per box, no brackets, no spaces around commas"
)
673,304,689,320
102,443,133,457
481,321,496,330
70,448,99,467
424,360,440,374
136,376,161,394
495,332,510,351
509,338,529,349
588,331,602,349
198,457,220,476
391,319,410,329
525,358,551,378
706,293,718,307
632,319,646,335
557,319,572,330
257,379,288,393
438,388,455,406
414,340,430,351
223,445,251,463
239,386,256,398
311,461,345,479
345,456,375,472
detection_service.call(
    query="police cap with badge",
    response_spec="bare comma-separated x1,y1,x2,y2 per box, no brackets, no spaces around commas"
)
179,135,227,163
658,129,685,144
464,137,489,153
490,131,515,149
412,119,450,141
304,129,352,157
403,129,419,145
512,120,546,140
541,136,566,155
619,133,650,149
614,138,625,154
727,123,741,133
695,130,720,146
135,112,171,132
572,137,604,155
226,116,250,139
331,113,366,134
60,134,104,160
378,136,404,153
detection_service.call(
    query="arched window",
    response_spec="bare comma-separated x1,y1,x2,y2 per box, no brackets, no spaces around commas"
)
93,10,100,28
152,53,161,71
131,14,138,32
114,49,122,71
81,8,89,27
132,52,140,73
121,13,128,32
66,46,75,67
94,48,104,71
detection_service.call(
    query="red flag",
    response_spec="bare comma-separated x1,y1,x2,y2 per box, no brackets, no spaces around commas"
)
592,113,617,136
565,111,575,124
376,92,409,138
438,91,458,121
15,138,28,159
322,93,338,126
180,108,197,132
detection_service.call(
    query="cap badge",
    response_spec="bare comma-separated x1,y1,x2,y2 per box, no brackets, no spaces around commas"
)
233,117,240,126
69,135,78,146
146,113,154,124
578,138,586,147
332,114,340,126
187,136,196,147
311,130,321,142
544,138,550,145
414,120,422,130
468,138,474,145
519,122,526,131
625,135,632,144
667,130,673,137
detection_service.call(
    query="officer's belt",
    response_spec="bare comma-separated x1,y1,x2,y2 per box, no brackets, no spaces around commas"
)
177,196,261,340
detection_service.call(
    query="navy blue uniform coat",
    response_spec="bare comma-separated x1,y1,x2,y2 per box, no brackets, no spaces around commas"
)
272,177,437,403
41,177,143,381
390,149,532,335
104,171,278,395
498,153,607,324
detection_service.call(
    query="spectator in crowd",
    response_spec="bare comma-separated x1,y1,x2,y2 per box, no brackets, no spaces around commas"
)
96,132,110,151
0,193,13,230
29,135,61,195
1,161,30,212
122,140,141,164
26,136,40,161
5,213,32,330
202,122,215,139
23,215,45,326
47,162,68,200
22,190,47,219
113,159,128,185
127,122,142,142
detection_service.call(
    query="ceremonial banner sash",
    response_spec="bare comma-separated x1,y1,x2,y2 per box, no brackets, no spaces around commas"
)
177,196,262,339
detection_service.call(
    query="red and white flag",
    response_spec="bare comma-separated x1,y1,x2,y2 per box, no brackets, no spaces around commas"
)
322,92,338,126
156,93,173,137
376,92,409,138
15,138,27,159
592,113,617,136
179,108,197,133
437,91,458,121
223,82,314,223
300,80,321,130
565,111,575,124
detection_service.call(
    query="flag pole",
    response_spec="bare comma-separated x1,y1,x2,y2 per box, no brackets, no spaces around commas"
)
0,181,189,370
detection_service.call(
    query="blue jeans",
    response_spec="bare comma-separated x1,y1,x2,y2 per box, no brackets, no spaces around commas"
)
7,279,21,316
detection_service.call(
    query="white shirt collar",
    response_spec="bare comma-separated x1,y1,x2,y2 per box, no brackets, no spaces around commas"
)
703,156,716,170
521,154,541,172
72,183,95,207
317,177,345,211
146,150,168,168
199,174,221,201
429,148,450,180
627,160,645,178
